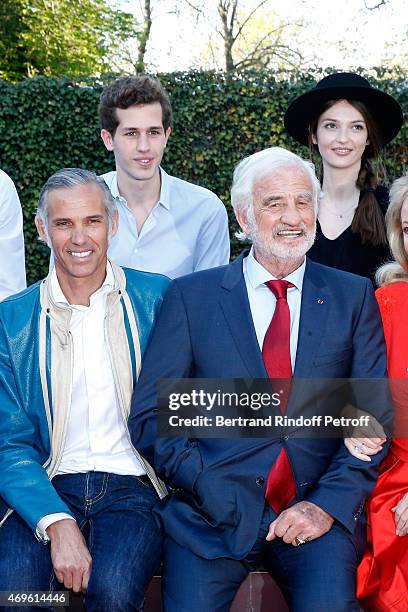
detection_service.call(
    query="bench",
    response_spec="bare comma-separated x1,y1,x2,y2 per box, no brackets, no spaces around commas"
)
67,572,289,611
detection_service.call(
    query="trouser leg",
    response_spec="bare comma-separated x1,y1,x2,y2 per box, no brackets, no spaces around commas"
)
0,512,54,612
55,473,163,612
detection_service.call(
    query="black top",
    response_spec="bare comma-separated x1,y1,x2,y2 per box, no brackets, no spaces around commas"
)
307,185,391,285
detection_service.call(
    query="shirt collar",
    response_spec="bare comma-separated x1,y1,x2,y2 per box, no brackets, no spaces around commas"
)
157,167,171,210
107,173,120,199
245,247,306,292
110,168,171,211
50,261,115,308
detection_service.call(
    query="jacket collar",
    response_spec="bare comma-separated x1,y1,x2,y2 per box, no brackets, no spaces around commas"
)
219,250,266,377
40,261,127,328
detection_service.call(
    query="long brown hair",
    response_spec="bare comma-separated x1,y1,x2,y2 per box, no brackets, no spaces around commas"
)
309,99,387,246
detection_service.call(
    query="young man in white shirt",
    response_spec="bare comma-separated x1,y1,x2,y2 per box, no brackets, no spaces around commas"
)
99,75,230,279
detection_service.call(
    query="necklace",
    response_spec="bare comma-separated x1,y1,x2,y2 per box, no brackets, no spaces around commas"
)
322,203,357,219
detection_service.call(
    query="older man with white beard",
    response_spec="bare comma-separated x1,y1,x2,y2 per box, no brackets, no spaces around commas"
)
129,147,391,612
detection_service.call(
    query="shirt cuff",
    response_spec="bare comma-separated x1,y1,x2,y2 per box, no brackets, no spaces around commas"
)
36,513,76,543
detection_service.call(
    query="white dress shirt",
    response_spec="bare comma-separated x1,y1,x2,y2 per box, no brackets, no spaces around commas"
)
243,249,306,371
37,263,144,538
103,168,230,278
0,170,26,300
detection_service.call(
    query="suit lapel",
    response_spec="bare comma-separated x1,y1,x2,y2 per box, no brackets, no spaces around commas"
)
218,256,330,379
219,253,267,378
294,259,330,378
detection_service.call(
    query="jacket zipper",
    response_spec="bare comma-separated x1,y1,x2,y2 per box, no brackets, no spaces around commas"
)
47,329,74,480
104,313,166,499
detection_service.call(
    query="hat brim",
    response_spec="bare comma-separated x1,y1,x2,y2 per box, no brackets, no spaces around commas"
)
284,84,403,147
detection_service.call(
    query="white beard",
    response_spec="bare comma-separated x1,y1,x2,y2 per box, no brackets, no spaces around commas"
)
248,219,316,264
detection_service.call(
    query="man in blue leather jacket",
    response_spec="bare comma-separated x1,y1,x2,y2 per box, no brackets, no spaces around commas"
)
0,168,169,611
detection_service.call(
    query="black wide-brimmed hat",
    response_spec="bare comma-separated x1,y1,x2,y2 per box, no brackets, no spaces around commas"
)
284,72,403,147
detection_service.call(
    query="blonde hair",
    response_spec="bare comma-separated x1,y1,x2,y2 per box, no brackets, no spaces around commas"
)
376,173,408,286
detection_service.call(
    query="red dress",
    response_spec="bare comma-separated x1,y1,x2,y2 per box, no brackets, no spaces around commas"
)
357,282,408,611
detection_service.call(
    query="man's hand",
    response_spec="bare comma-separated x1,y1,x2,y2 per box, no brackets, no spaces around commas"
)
392,492,408,536
266,501,334,546
47,519,92,593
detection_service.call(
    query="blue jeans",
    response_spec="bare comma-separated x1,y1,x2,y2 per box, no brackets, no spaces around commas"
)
0,472,162,612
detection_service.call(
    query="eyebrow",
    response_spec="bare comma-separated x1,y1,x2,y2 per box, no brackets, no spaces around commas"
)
262,192,313,202
322,117,366,124
264,194,284,201
51,217,71,223
121,125,163,131
51,214,105,222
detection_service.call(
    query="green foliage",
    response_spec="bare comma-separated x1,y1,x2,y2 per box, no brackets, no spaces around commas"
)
0,0,138,80
0,69,406,283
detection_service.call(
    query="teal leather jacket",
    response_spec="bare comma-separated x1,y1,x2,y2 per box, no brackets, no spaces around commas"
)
0,264,169,532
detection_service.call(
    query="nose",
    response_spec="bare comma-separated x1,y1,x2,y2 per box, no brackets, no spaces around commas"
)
281,199,302,225
335,126,349,143
70,226,87,245
136,132,150,152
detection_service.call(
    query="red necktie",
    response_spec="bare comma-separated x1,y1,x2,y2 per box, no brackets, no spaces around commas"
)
263,280,296,514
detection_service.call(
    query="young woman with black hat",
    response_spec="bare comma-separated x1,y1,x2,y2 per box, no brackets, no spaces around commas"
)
284,72,403,283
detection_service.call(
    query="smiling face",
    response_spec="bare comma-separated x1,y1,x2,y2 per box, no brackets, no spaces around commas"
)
236,165,316,273
35,183,118,288
100,102,171,183
312,99,369,173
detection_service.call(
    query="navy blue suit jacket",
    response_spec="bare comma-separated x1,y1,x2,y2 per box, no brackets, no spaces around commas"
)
129,254,391,560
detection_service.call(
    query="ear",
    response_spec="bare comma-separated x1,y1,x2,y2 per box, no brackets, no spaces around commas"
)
236,209,250,236
164,126,172,147
110,211,119,238
35,215,48,244
311,132,318,145
101,129,114,151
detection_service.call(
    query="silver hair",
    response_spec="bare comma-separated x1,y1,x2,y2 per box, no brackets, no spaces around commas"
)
376,173,408,286
36,168,117,235
230,146,321,241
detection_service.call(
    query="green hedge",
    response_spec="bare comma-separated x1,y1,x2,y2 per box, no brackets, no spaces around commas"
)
0,69,407,283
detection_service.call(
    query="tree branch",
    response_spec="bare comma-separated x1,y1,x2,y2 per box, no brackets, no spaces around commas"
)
364,0,387,8
136,0,151,73
233,0,270,42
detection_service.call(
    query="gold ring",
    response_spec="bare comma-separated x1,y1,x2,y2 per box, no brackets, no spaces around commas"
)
294,536,306,546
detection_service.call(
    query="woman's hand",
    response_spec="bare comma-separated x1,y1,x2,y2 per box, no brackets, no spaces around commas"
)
343,405,386,461
344,436,386,461
393,493,408,536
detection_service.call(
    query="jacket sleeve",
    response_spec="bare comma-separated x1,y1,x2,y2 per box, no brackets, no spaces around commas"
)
129,280,203,492
0,316,73,532
306,278,393,532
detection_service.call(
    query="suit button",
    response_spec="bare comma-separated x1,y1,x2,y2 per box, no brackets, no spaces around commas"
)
255,477,264,486
282,435,289,441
